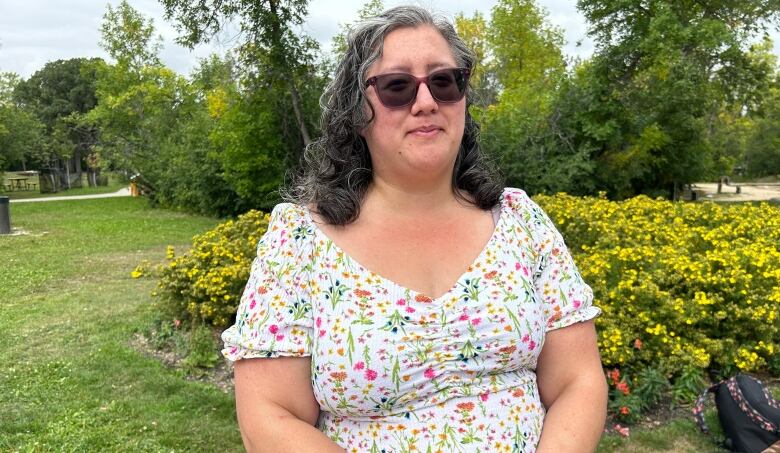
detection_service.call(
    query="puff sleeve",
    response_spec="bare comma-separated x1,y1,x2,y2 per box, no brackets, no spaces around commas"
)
221,203,314,361
508,189,600,332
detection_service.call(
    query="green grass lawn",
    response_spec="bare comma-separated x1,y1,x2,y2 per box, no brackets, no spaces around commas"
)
0,196,743,452
1,172,126,200
0,197,243,452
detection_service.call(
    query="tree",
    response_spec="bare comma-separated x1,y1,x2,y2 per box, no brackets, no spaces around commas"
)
744,72,780,177
10,60,99,177
160,0,319,147
90,0,168,176
0,72,44,171
455,11,498,106
460,0,594,195
575,0,780,197
100,1,162,72
330,0,384,59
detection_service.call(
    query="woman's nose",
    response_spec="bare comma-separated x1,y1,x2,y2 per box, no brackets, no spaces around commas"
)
411,82,438,113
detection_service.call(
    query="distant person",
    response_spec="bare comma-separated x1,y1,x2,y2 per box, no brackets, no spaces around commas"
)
222,5,607,452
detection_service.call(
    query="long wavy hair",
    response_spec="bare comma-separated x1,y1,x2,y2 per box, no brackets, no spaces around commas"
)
286,5,503,225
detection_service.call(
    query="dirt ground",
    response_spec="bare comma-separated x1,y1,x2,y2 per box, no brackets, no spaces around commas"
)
692,182,780,202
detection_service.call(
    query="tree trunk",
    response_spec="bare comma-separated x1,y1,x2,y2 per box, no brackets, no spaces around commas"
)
288,80,311,147
267,0,311,148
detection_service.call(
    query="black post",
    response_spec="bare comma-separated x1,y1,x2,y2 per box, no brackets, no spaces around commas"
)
0,196,10,234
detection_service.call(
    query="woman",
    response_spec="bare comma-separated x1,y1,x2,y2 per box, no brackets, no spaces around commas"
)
222,6,607,452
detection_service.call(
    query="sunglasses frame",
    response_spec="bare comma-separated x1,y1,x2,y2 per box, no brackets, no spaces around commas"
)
364,67,471,109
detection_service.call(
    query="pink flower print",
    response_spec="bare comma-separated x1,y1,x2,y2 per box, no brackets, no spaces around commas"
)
405,306,416,313
319,329,326,338
249,299,256,310
459,313,470,321
573,299,582,309
364,369,378,381
396,299,406,306
275,334,285,341
354,361,365,371
471,318,481,326
521,334,530,343
316,317,322,328
424,367,436,379
528,340,536,350
480,391,489,402
269,324,279,335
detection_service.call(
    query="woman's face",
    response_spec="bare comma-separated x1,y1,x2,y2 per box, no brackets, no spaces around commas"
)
361,25,467,189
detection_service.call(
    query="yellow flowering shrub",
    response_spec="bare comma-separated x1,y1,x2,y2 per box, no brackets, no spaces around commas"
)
154,193,779,411
535,193,780,379
155,210,270,328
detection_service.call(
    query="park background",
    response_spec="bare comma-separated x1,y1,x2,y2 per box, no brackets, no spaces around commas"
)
1,0,780,451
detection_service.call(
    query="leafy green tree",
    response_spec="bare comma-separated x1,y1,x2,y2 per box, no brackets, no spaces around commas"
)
744,73,780,177
575,0,780,197
455,11,498,106
90,0,169,175
0,72,44,171
12,59,101,176
160,0,320,147
462,0,594,195
330,0,384,59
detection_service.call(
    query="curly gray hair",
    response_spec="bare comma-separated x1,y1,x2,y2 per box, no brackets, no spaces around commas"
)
287,5,503,225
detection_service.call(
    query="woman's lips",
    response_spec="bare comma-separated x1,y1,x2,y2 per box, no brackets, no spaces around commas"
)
409,126,442,137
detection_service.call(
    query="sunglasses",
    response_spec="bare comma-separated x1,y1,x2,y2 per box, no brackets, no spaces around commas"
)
365,67,471,108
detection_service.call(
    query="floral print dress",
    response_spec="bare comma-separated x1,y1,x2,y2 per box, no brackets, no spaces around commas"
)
222,187,600,453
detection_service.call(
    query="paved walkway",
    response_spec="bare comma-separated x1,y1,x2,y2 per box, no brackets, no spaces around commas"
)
692,182,780,202
9,187,131,203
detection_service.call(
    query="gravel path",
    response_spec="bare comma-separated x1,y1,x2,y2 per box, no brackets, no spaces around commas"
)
9,187,131,203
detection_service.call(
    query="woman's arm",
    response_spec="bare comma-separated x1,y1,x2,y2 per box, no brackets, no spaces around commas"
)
234,356,345,453
535,320,608,452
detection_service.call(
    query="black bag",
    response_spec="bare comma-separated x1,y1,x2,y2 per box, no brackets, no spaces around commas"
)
694,373,780,453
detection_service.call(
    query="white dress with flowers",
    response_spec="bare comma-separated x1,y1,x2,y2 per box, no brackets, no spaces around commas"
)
222,187,600,452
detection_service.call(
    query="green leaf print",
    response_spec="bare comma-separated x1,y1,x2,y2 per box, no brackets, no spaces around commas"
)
504,306,524,335
346,328,355,365
458,277,482,301
288,299,311,320
391,356,401,391
325,277,348,309
380,309,409,334
458,340,481,362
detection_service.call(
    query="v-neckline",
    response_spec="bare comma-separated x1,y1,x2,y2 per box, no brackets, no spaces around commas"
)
303,196,507,303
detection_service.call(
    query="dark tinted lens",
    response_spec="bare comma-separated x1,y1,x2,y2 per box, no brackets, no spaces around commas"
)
428,69,465,102
375,74,416,107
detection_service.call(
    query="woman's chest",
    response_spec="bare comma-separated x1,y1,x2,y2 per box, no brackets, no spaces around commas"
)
313,209,496,300
304,229,547,415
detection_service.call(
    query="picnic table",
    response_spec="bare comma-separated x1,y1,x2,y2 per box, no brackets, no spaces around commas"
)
8,177,28,191
6,176,36,191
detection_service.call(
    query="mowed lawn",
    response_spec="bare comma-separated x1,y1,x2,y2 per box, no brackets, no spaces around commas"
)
0,197,243,451
0,196,732,452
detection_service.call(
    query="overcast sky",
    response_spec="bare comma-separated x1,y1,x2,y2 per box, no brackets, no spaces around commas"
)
0,0,778,79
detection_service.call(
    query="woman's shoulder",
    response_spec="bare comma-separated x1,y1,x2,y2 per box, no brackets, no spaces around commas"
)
268,202,311,227
258,202,315,256
500,187,546,219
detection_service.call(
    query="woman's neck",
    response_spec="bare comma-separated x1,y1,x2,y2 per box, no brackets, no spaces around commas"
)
363,175,464,220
